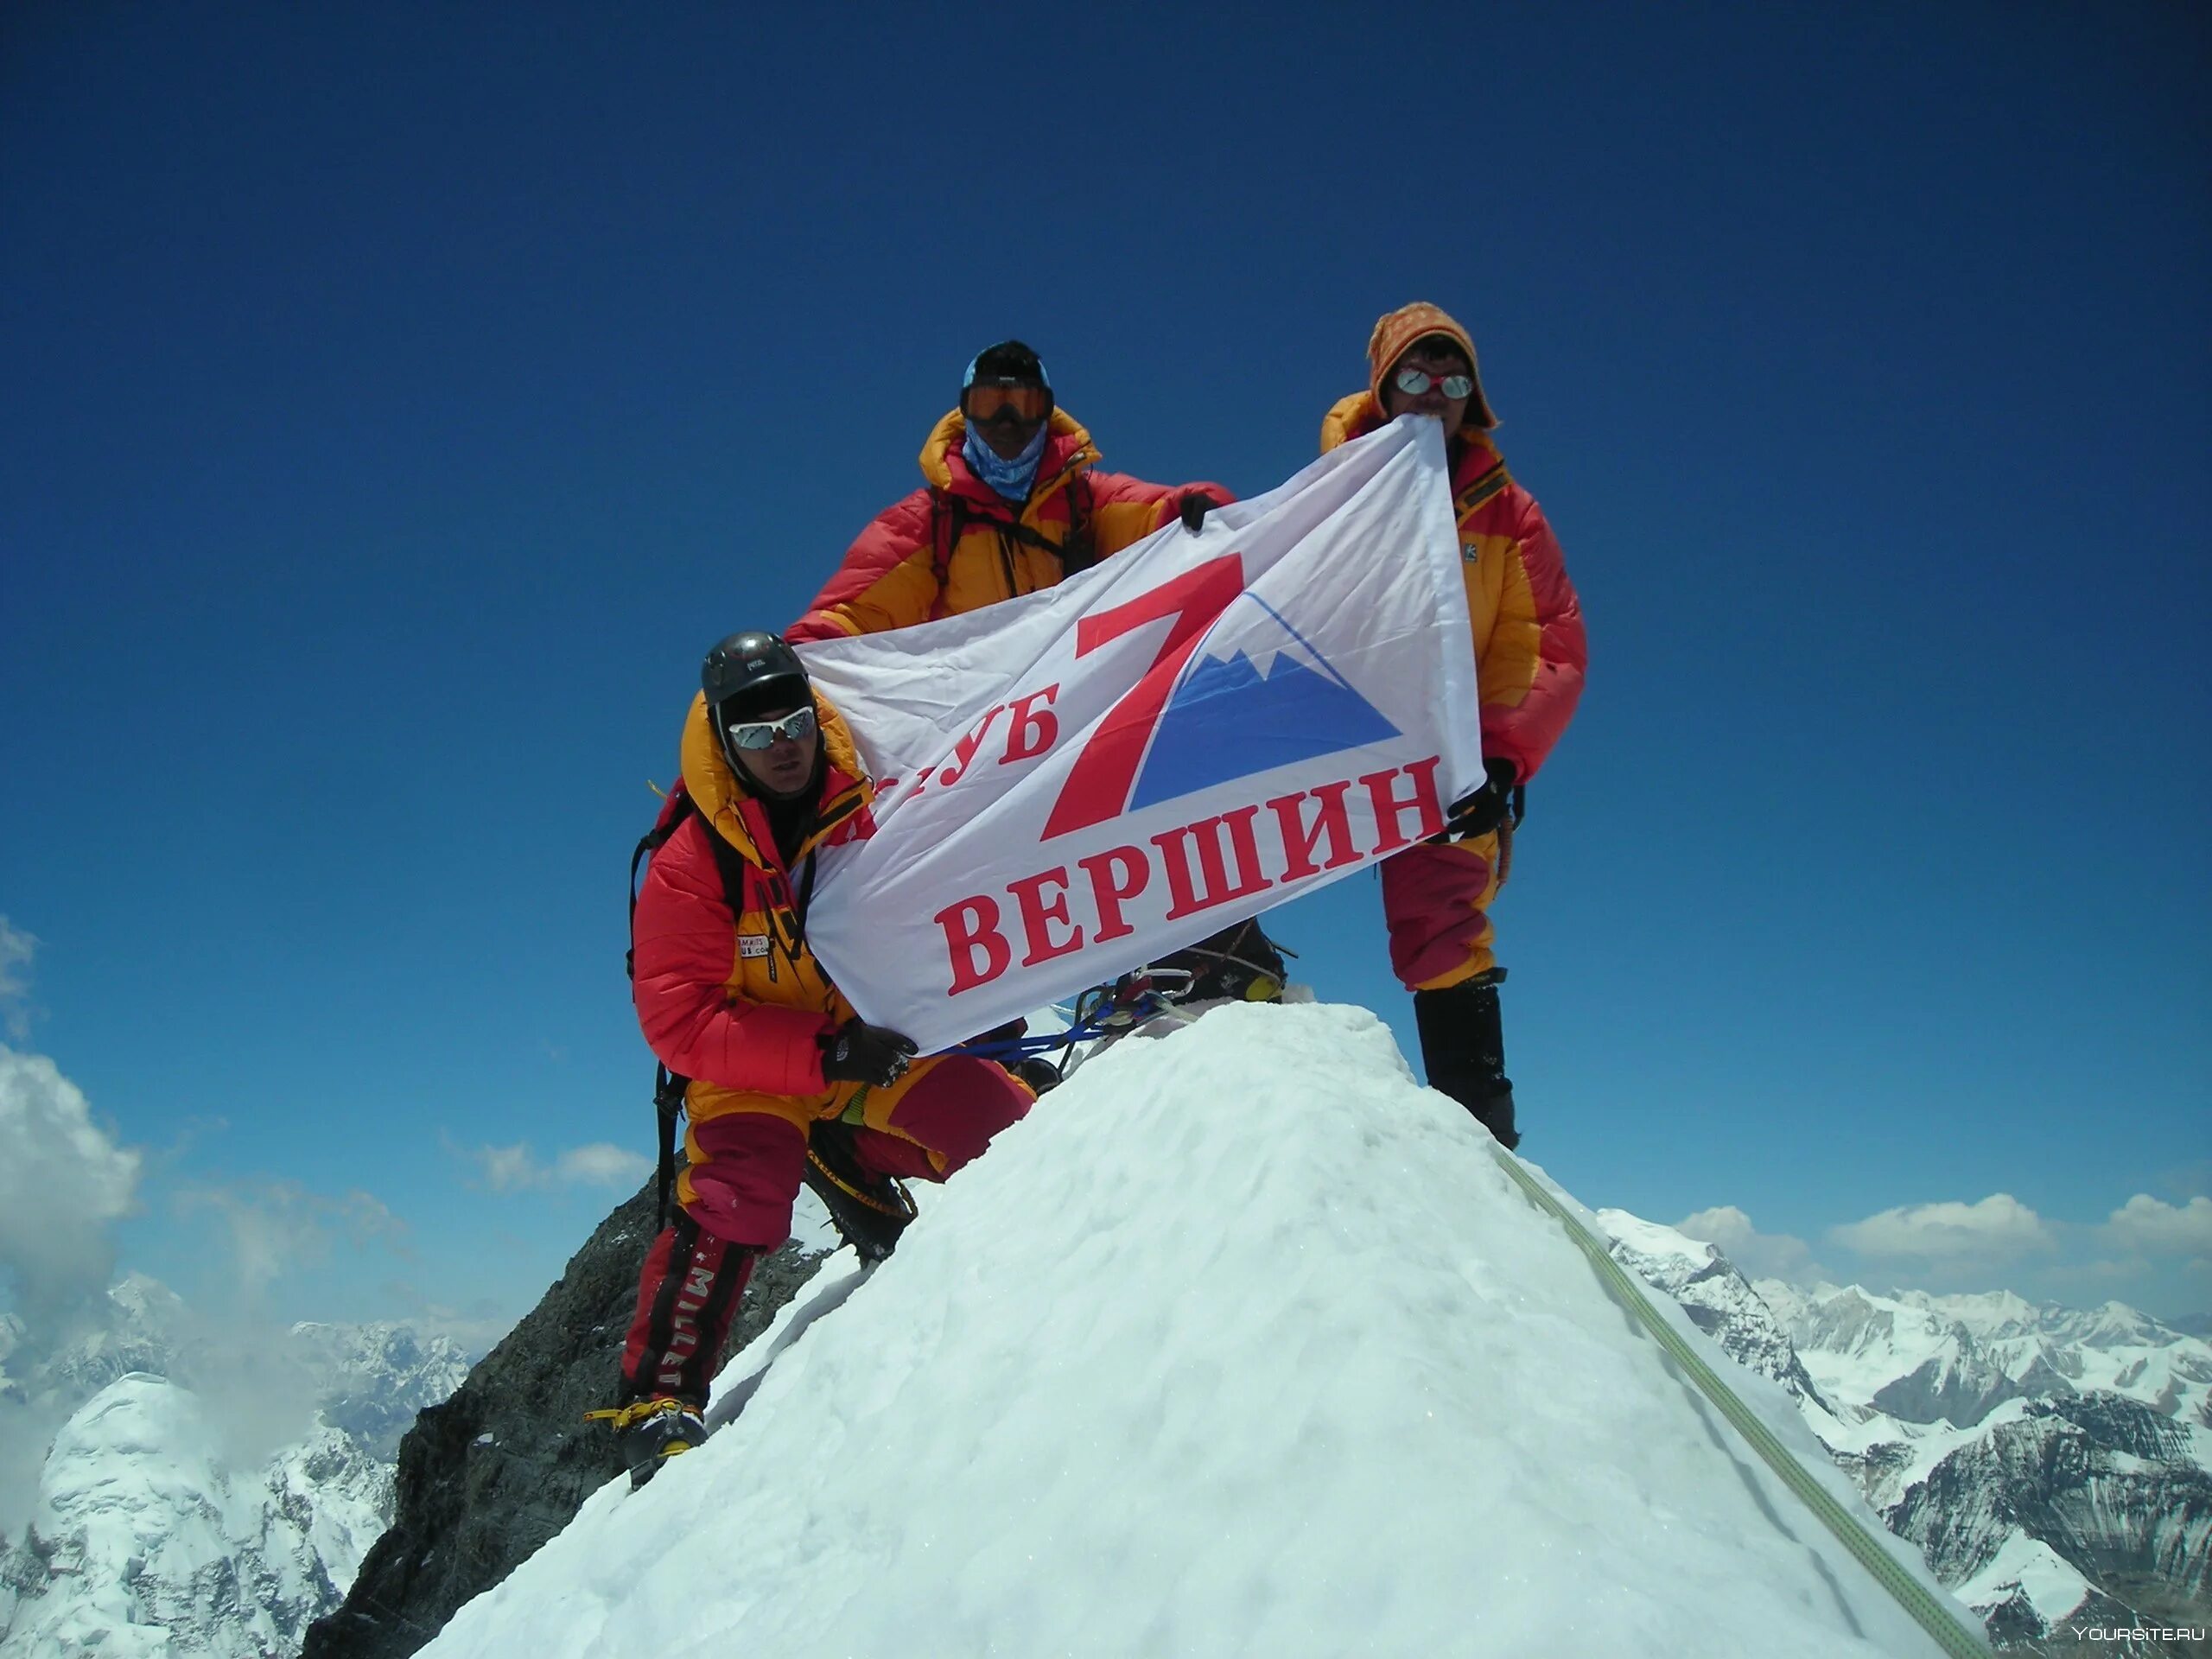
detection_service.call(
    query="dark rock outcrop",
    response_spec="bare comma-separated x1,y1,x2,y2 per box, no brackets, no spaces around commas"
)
301,1181,825,1659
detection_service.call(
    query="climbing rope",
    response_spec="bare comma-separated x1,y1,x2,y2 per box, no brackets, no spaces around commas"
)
1487,1147,1989,1658
944,979,1190,1065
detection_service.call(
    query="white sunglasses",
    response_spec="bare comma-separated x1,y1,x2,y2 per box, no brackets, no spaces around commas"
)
722,706,817,751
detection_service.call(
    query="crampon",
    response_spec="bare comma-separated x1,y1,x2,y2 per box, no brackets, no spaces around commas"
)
584,1395,709,1489
803,1120,918,1262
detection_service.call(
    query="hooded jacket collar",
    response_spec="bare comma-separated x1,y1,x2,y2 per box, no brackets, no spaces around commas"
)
922,406,1097,508
678,690,873,871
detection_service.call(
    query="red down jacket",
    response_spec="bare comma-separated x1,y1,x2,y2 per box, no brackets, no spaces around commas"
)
787,406,1227,639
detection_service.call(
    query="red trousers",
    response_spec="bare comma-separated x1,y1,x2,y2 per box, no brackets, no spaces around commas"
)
1378,827,1506,992
675,1054,1033,1249
620,1056,1031,1406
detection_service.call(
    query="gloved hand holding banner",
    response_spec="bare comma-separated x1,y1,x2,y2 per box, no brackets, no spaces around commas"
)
798,417,1481,1053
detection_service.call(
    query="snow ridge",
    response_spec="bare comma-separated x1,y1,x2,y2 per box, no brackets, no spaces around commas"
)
419,1001,1960,1659
1604,1216,2212,1649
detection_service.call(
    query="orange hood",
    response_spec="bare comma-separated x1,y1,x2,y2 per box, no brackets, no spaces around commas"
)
679,689,873,868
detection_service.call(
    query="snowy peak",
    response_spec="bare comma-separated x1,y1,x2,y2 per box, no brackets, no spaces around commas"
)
1760,1282,2044,1428
1758,1280,2212,1433
419,1002,1961,1659
0,1372,390,1659
1609,1223,2212,1647
12,1278,190,1410
286,1322,474,1458
1897,1288,2183,1354
1596,1209,1840,1423
0,1293,474,1659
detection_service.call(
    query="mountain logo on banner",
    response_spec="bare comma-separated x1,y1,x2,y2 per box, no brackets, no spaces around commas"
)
1128,594,1401,813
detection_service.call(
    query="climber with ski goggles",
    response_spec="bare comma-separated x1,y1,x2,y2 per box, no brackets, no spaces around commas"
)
1382,339,1484,426
962,378,1052,426
1315,302,1586,1157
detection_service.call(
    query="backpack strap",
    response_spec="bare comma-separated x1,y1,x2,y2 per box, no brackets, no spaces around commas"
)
929,488,969,601
1059,471,1096,575
629,786,703,1227
930,474,1095,599
628,785,699,978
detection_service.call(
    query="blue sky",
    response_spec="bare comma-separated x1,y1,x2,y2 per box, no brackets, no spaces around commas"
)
1,1,2205,1342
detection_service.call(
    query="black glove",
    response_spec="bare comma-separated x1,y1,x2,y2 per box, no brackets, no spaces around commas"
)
1179,492,1218,534
820,1020,918,1088
1444,758,1519,840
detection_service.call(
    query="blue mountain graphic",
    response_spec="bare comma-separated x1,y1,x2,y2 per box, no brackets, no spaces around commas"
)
1129,607,1400,812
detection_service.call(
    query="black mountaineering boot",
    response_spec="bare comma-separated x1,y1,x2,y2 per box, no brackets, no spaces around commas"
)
1010,1058,1063,1096
804,1119,918,1262
1153,918,1289,1005
1413,972,1520,1150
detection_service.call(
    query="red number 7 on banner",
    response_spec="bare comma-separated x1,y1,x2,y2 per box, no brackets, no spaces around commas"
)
1041,554,1246,840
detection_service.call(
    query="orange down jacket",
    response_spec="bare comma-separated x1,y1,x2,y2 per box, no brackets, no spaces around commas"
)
1320,395,1586,784
786,407,1226,640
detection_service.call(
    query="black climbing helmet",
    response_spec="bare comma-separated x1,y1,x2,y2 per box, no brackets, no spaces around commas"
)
702,631,809,725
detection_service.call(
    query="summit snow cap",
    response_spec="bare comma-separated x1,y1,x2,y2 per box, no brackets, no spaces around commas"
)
413,1001,1977,1659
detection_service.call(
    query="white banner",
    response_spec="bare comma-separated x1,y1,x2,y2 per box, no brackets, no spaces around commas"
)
798,417,1481,1053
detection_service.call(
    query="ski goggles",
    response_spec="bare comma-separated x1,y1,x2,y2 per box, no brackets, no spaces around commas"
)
722,705,817,751
965,380,1050,423
1393,366,1477,399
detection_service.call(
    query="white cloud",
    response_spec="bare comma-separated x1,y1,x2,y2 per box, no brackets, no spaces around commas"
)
455,1138,652,1194
0,1394,73,1536
553,1142,653,1187
0,918,38,1041
2101,1194,2212,1258
0,1046,141,1326
175,1181,411,1299
466,1141,542,1195
378,1281,523,1353
1828,1193,2056,1264
0,1045,145,1529
1676,1205,1825,1282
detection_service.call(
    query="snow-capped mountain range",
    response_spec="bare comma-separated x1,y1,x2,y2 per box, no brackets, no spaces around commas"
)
0,1280,474,1659
1601,1210,2212,1652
